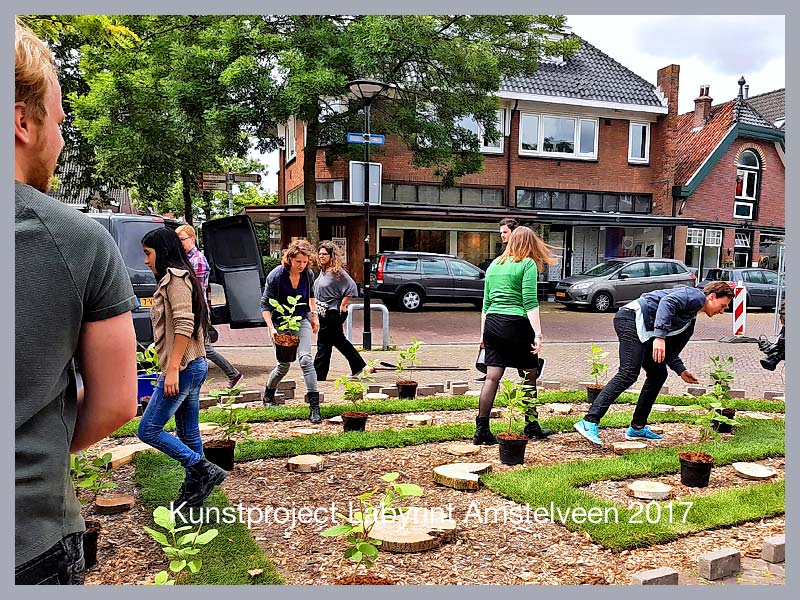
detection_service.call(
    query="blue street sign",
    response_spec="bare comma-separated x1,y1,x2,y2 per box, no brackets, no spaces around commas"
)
347,132,385,145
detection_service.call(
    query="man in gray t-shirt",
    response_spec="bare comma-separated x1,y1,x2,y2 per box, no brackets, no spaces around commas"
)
15,21,138,584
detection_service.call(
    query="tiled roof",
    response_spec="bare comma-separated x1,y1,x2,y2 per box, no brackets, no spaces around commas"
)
746,88,785,125
674,97,781,186
51,152,132,209
500,34,666,108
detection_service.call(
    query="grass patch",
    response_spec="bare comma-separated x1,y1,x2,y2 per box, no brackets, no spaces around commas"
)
482,419,785,550
134,452,283,585
110,391,784,438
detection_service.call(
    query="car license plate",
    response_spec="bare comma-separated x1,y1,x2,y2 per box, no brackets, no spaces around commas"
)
555,291,566,298
139,297,154,308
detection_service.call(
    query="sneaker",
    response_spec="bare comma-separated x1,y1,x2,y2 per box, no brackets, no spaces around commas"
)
573,419,603,446
625,425,663,441
228,372,244,389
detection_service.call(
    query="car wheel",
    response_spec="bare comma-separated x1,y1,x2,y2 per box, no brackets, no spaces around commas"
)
592,292,613,313
398,288,424,312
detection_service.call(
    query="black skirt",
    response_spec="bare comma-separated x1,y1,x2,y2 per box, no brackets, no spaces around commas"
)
483,313,538,370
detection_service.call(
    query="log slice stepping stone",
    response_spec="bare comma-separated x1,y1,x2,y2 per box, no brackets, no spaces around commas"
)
432,462,492,490
732,462,777,480
464,390,481,397
367,507,458,552
547,403,572,415
289,427,322,436
107,443,158,468
366,393,389,401
95,493,136,515
489,407,503,419
444,444,481,456
626,481,673,500
405,414,434,427
287,455,325,473
327,415,344,424
738,411,773,420
651,404,675,413
612,441,648,454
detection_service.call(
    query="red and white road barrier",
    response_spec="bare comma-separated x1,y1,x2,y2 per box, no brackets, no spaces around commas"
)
733,281,747,336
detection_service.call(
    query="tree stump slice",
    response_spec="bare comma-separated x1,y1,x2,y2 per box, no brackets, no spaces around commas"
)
648,425,664,435
612,441,648,455
405,414,434,427
327,415,344,424
651,404,675,413
367,507,458,552
432,462,492,490
626,481,673,500
444,443,481,456
108,443,158,468
738,411,773,420
366,393,389,401
547,403,572,415
464,390,481,397
289,427,321,436
732,462,777,480
287,455,325,473
94,493,136,515
489,407,503,419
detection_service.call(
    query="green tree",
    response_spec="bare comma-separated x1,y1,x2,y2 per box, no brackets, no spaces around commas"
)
222,15,577,243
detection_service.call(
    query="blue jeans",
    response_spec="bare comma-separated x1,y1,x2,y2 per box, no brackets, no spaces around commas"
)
15,532,85,585
137,358,207,468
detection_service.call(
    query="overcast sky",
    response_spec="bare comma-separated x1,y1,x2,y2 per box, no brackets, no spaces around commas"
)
255,14,785,193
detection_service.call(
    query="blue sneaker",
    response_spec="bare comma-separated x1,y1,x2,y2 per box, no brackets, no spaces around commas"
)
573,419,603,446
625,425,663,441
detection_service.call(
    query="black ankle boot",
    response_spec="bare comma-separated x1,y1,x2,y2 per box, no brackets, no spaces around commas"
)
473,416,497,445
263,385,276,407
306,392,322,424
183,458,227,508
524,419,553,440
175,467,194,505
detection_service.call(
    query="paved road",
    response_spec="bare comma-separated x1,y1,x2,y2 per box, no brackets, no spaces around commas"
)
215,301,782,347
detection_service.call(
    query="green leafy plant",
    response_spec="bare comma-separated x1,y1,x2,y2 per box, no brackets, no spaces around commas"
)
269,295,306,334
395,339,422,378
212,399,253,442
70,452,116,504
496,379,540,436
321,473,423,574
705,355,735,407
208,386,242,401
335,360,378,412
586,342,609,387
144,506,219,585
136,343,161,375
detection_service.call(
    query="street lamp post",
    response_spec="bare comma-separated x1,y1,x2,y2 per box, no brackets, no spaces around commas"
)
347,79,390,350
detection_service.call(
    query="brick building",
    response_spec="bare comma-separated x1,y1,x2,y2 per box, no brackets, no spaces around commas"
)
671,80,785,278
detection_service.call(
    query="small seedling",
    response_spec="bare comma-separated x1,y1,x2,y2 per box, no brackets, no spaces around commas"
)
334,360,378,411
586,342,609,387
395,339,422,378
321,473,423,575
208,386,241,401
496,379,540,436
70,452,116,504
144,506,219,584
136,343,161,375
269,295,306,333
211,399,252,442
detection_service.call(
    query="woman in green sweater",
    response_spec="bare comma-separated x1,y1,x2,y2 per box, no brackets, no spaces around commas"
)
474,226,558,445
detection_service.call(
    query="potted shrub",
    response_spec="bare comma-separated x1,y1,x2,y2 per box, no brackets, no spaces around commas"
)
395,339,422,399
585,342,608,403
677,396,738,488
136,343,161,414
70,452,116,568
203,399,252,471
705,355,737,433
495,379,538,465
269,295,305,362
320,472,423,585
335,364,377,432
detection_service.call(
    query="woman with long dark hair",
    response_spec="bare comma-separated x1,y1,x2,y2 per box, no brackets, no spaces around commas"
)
474,226,558,445
137,227,225,508
313,240,370,380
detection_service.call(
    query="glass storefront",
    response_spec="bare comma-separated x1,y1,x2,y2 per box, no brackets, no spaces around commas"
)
457,231,502,271
759,234,784,270
378,228,448,254
684,228,722,278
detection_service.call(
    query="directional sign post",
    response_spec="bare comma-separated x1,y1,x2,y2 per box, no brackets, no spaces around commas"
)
347,132,385,145
232,173,262,184
197,172,263,215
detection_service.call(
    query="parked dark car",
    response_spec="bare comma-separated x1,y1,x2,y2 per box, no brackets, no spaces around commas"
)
698,268,785,309
87,212,179,345
370,251,486,312
554,258,696,312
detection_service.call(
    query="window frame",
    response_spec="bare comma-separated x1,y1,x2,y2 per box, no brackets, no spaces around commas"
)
704,229,723,247
628,121,650,164
734,201,755,220
686,228,705,246
518,111,598,160
285,116,297,163
733,149,761,220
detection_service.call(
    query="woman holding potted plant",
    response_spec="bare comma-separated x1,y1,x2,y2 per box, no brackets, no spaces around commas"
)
474,226,558,445
137,228,227,508
260,240,322,423
313,240,371,381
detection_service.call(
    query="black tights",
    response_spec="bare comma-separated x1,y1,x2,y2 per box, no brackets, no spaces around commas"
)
478,366,539,418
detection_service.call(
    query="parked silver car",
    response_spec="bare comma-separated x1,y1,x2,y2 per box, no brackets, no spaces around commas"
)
555,258,696,312
698,268,784,309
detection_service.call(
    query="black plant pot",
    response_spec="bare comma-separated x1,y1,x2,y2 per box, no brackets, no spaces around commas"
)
712,408,737,434
587,386,603,404
497,435,528,466
679,454,714,487
275,341,299,363
83,520,100,569
204,440,235,471
397,382,418,400
342,412,368,432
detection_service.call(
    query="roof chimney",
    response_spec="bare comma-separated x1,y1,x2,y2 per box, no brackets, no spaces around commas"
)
693,85,713,128
744,84,749,99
